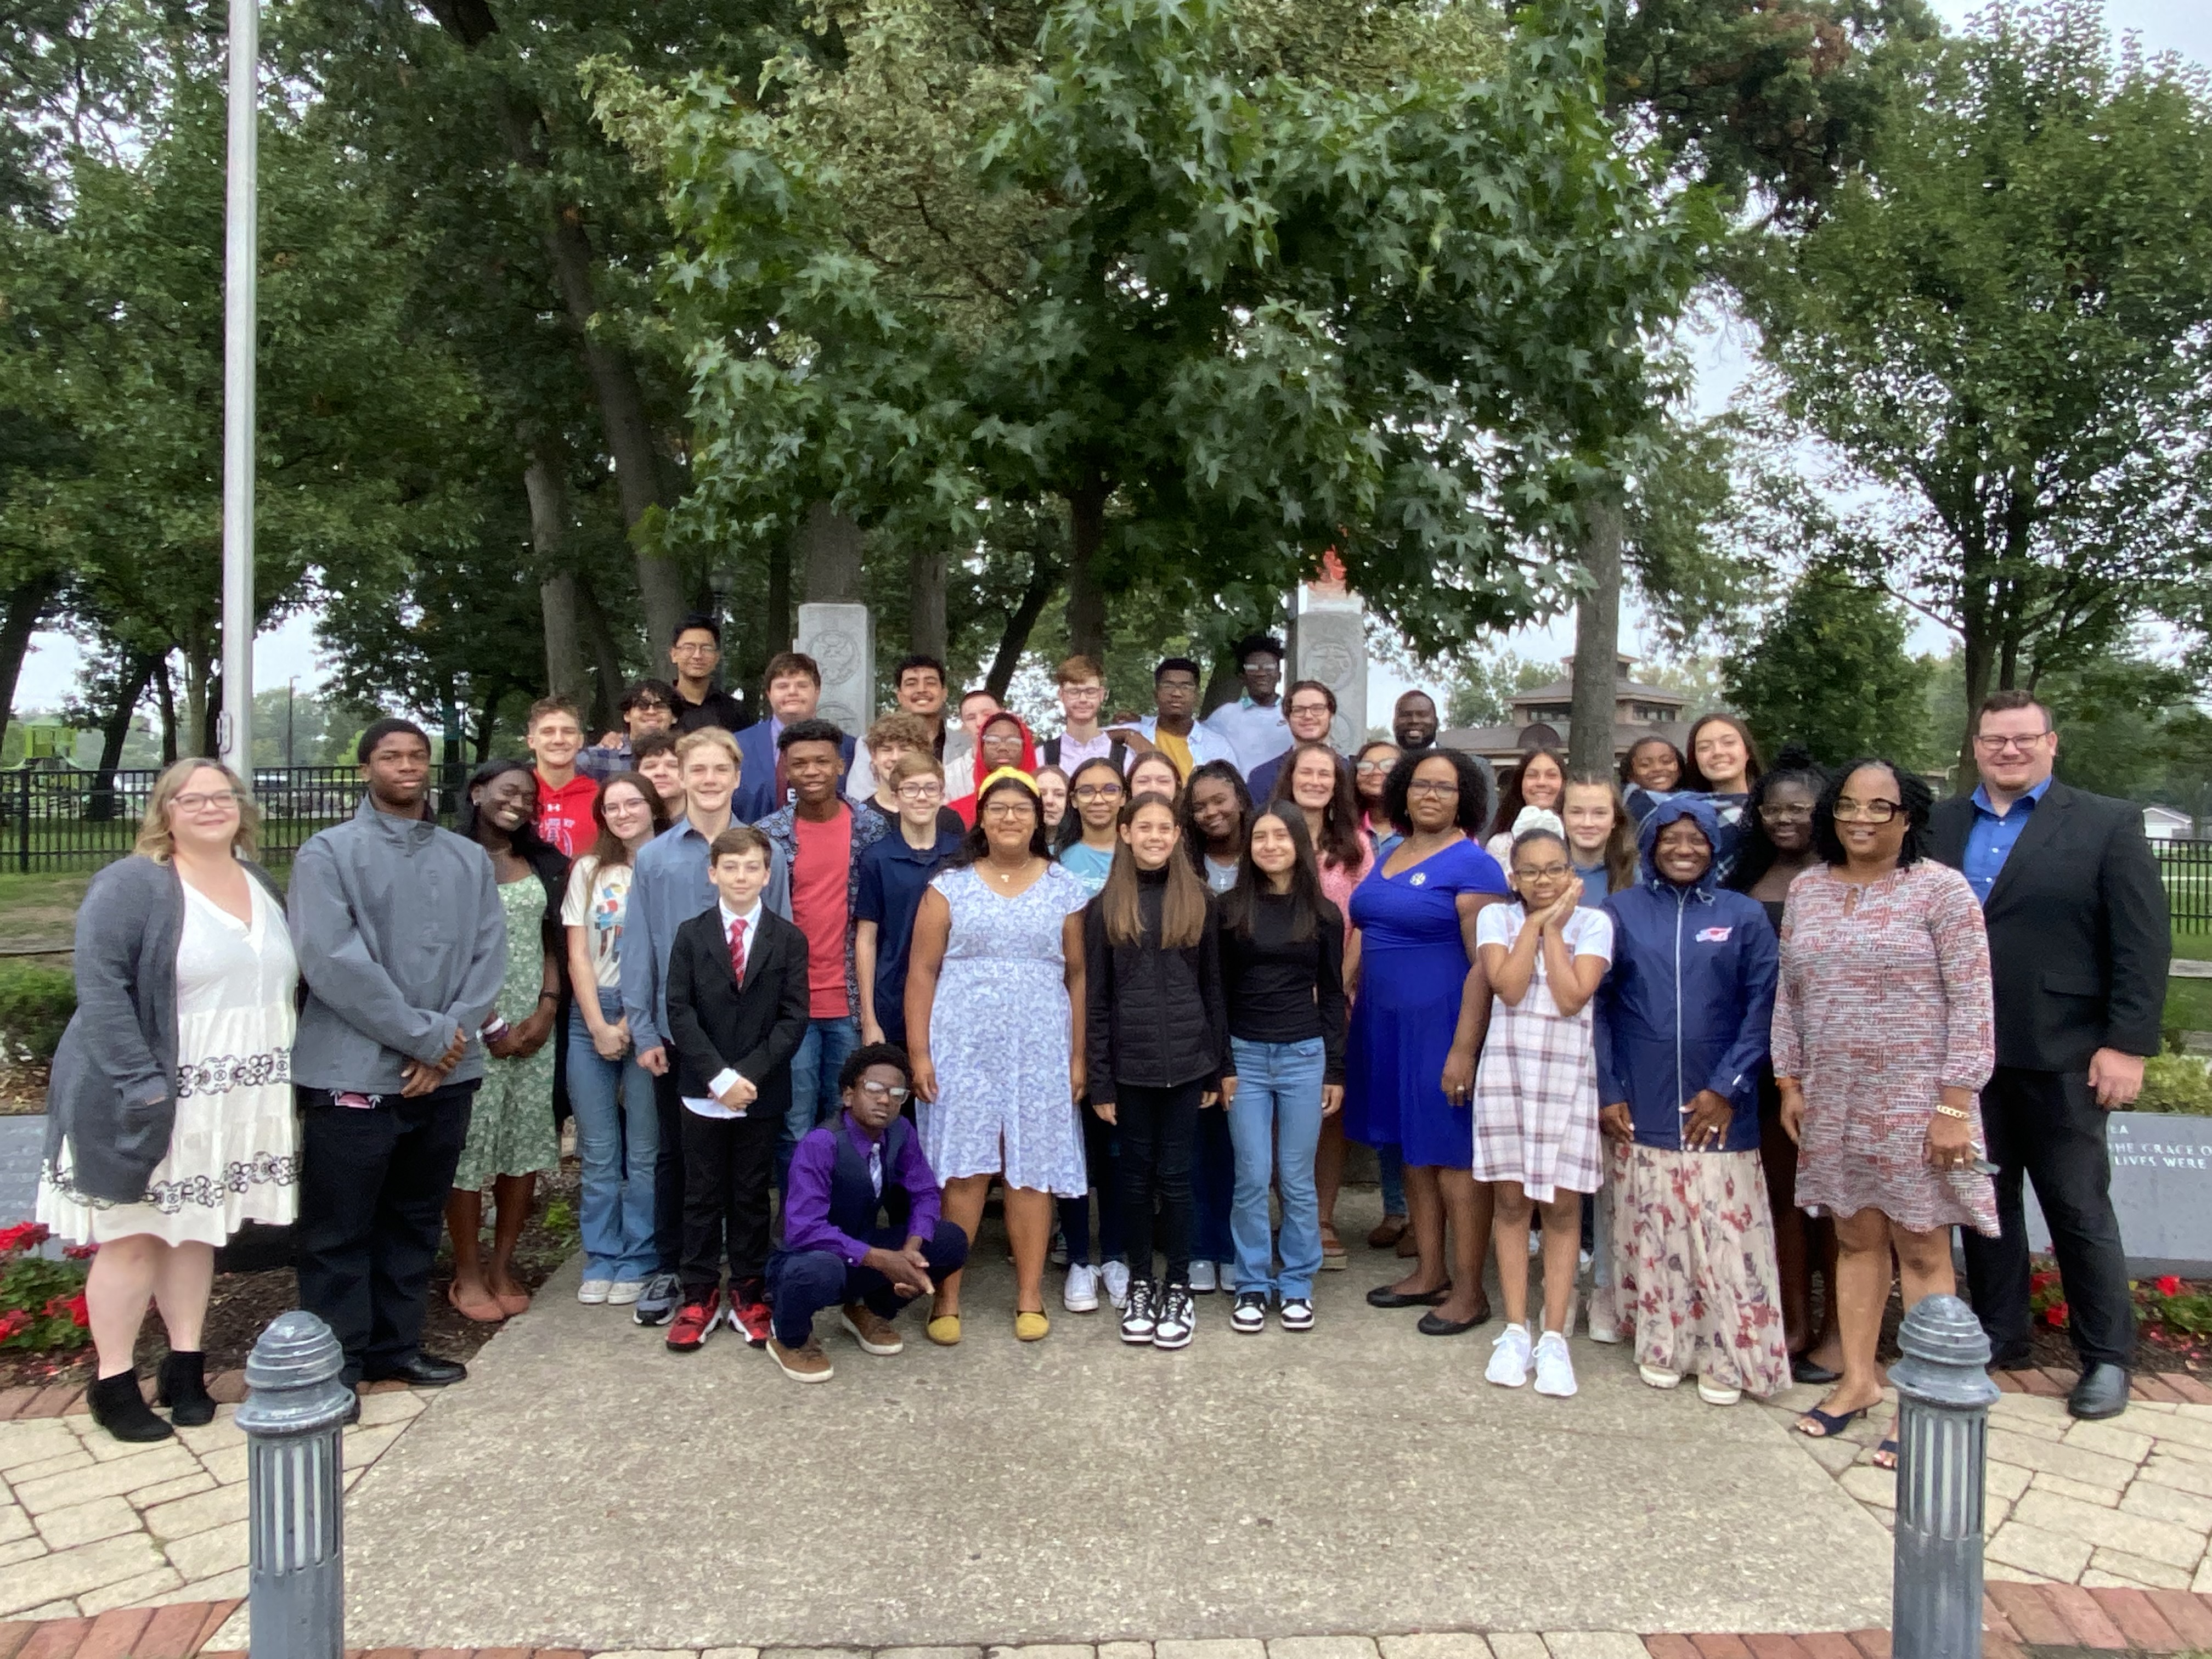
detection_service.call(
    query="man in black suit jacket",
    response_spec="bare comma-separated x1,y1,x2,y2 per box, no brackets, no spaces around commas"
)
1929,690,2169,1420
662,825,812,1352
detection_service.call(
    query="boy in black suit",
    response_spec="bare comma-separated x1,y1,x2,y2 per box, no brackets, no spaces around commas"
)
663,825,811,1351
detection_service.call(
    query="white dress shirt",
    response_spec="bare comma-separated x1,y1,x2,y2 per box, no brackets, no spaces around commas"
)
685,898,763,1118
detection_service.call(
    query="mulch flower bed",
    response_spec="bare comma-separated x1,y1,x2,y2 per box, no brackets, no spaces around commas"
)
2027,1259,2212,1376
0,1161,583,1392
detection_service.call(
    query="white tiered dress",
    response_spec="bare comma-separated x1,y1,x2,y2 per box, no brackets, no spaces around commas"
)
38,877,300,1245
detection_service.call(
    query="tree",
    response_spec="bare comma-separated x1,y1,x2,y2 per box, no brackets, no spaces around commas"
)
1735,1,2212,771
1724,562,1932,768
1442,653,1553,729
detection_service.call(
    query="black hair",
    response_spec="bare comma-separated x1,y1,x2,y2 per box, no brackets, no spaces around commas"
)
458,758,570,950
893,653,947,685
1055,754,1126,853
1154,656,1203,683
672,612,721,646
1812,757,1933,868
1727,742,1828,893
949,770,1051,866
357,717,430,764
1232,633,1285,665
1509,825,1572,862
1381,745,1490,837
1179,759,1252,874
1619,733,1686,790
1222,802,1331,945
838,1041,912,1093
776,716,847,752
620,679,679,714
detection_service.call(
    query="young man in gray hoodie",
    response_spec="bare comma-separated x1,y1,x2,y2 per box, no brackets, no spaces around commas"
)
290,719,506,1396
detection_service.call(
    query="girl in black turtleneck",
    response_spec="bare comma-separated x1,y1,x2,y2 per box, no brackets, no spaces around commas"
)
1084,791,1229,1352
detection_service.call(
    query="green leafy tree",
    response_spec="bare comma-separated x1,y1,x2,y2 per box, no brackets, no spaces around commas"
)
1735,1,2212,771
1724,563,1932,768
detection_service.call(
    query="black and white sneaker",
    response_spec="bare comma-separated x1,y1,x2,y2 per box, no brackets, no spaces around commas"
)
1153,1283,1196,1349
1279,1296,1315,1331
632,1271,681,1327
1231,1290,1268,1334
1120,1279,1159,1344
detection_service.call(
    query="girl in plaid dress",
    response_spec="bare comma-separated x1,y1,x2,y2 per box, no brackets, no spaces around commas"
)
1472,817,1613,1397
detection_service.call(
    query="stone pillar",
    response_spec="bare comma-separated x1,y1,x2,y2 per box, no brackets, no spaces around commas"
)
796,602,874,741
1293,561,1367,752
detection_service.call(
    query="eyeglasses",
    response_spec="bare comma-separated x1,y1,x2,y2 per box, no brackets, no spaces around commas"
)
1973,731,2052,753
629,700,669,714
1516,862,1571,879
172,791,242,812
855,1080,912,1105
1832,798,1904,823
1406,778,1460,797
672,642,718,657
982,802,1035,820
895,782,944,802
1156,679,1199,693
1288,702,1333,718
1355,760,1392,775
1759,803,1812,822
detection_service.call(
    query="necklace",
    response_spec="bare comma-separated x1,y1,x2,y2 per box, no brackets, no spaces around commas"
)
985,857,1031,884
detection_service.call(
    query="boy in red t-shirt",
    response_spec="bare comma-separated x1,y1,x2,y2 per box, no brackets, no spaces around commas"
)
528,695,599,858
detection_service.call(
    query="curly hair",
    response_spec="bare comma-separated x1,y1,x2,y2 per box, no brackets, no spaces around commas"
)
1381,746,1491,837
1727,742,1827,893
838,1041,912,1092
1812,757,1932,868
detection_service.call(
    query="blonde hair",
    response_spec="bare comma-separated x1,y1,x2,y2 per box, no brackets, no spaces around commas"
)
674,727,741,768
890,748,946,783
136,758,259,862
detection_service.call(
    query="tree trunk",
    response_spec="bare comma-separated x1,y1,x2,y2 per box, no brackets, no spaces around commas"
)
0,573,59,762
985,555,1060,703
471,679,506,763
1200,652,1240,719
766,537,793,660
1957,624,1995,790
180,645,215,762
153,657,178,765
527,444,590,708
798,503,865,604
1065,481,1108,662
1567,493,1623,781
577,574,628,736
908,544,949,661
88,651,158,822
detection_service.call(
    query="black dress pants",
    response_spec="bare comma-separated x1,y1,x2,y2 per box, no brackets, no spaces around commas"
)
1962,1065,2135,1370
679,1105,778,1300
295,1081,475,1385
651,1068,685,1276
1117,1080,1203,1286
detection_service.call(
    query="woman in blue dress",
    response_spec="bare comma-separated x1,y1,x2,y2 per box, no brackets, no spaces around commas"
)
1347,746,1510,1335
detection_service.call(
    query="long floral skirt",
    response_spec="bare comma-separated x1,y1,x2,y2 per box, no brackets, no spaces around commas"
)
1588,1139,1790,1397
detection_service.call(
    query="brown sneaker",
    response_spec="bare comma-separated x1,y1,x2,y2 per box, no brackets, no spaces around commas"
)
768,1335,834,1383
840,1302,904,1356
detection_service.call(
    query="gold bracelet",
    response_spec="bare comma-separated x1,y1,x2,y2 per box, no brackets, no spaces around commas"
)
1931,1103,1971,1121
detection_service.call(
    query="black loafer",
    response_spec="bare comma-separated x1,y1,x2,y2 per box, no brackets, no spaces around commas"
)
1791,1354,1841,1386
1417,1306,1492,1336
2067,1361,2130,1421
365,1353,468,1388
1367,1282,1452,1309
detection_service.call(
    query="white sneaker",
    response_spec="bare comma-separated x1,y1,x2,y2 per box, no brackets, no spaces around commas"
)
1188,1260,1217,1293
1064,1263,1101,1313
577,1278,612,1305
1585,1301,1622,1344
606,1279,645,1305
1101,1259,1131,1309
1578,1247,1593,1276
1486,1322,1532,1387
1527,1230,1542,1256
1533,1330,1577,1397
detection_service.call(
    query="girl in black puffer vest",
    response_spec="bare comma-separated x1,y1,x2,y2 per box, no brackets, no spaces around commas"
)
1082,792,1231,1351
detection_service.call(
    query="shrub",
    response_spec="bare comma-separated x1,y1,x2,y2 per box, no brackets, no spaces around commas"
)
0,963,73,1064
2135,1054,2212,1116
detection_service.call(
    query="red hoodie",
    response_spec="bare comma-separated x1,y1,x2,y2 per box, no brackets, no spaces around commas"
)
952,712,1040,828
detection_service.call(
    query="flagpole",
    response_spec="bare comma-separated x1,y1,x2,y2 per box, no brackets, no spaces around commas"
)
217,0,257,775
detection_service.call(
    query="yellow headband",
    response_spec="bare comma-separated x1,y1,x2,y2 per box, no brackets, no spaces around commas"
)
976,765,1038,798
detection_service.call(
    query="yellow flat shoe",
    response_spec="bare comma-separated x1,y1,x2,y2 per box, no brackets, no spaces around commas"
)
926,1313,962,1346
1014,1310,1050,1342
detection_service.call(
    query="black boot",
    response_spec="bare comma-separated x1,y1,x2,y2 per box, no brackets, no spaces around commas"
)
87,1370,173,1443
156,1349,216,1427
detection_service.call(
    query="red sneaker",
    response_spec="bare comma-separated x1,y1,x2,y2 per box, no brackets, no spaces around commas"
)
729,1284,772,1348
665,1289,720,1352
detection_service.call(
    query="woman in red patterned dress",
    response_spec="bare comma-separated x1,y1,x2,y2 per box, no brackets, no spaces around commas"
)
1773,759,1996,1465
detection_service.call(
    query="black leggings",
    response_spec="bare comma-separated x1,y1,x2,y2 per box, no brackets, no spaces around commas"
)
1116,1080,1203,1286
1057,1098,1124,1266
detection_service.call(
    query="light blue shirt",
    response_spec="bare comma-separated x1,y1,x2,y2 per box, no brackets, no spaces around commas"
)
1962,775,2052,905
1201,695,1291,775
618,816,791,1053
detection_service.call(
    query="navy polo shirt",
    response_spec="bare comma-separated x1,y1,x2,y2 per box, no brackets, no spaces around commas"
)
854,824,966,1039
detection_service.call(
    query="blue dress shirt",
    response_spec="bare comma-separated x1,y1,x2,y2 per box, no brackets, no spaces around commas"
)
1961,775,2053,905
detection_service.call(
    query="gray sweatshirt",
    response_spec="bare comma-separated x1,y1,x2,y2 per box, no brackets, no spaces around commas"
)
289,798,507,1093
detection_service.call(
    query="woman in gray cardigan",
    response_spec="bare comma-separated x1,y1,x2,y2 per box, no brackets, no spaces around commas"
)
37,760,298,1443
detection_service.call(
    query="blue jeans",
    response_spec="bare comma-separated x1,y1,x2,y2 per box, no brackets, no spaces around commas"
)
1193,1097,1236,1267
566,993,659,1282
781,1015,860,1187
1227,1036,1328,1298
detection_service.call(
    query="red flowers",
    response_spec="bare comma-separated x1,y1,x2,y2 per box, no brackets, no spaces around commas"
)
60,1244,96,1261
2044,1301,2071,1329
2158,1276,2185,1297
0,1312,28,1342
0,1223,50,1256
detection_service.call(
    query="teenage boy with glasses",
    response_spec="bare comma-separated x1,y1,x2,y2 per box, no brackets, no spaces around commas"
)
1245,680,1344,803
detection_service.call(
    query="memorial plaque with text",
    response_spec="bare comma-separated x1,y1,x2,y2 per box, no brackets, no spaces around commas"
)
2027,1110,2212,1275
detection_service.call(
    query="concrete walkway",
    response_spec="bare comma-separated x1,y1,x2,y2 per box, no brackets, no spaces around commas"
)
339,1193,1891,1652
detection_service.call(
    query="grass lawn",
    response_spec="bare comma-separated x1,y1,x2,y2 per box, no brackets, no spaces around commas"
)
0,871,89,951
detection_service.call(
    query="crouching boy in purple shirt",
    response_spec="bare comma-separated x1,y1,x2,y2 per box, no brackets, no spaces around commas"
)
764,1042,968,1383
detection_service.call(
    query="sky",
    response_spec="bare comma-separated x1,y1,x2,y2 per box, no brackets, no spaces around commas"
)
13,0,2207,730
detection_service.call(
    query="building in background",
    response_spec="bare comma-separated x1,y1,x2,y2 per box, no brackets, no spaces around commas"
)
1441,654,1689,769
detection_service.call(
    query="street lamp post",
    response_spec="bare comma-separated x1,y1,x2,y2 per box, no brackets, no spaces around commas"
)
217,0,257,780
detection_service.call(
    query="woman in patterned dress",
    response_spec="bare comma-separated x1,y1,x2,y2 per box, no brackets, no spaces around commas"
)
445,761,568,1323
1774,759,1996,1462
39,760,297,1443
905,768,1091,1344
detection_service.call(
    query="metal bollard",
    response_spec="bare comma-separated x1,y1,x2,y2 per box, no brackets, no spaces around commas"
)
235,1310,354,1659
1889,1292,2000,1659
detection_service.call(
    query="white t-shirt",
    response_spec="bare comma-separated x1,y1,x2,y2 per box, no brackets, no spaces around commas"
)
1476,901,1614,1012
561,855,635,991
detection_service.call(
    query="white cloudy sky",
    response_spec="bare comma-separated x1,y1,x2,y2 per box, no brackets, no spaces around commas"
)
14,0,2206,722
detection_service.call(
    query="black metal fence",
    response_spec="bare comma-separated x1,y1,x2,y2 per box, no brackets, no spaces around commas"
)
2155,838,2212,933
0,763,473,873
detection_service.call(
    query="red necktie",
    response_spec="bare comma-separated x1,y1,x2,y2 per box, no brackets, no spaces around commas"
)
728,916,748,988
